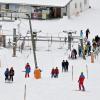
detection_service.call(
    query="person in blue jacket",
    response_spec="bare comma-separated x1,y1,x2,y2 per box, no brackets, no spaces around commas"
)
80,30,83,38
25,63,31,78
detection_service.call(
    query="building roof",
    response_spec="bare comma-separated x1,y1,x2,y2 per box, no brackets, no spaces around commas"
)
0,0,71,7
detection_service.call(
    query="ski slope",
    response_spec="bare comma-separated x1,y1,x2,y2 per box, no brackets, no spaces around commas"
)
0,0,100,100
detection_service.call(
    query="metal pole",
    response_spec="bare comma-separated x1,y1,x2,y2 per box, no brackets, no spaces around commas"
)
80,38,84,59
67,3,70,19
86,64,88,79
2,35,6,47
72,65,73,81
0,60,1,67
26,14,37,68
0,25,2,33
12,28,17,57
68,32,72,50
24,84,26,100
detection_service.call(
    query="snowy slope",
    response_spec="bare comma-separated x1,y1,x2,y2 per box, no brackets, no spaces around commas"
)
0,0,100,100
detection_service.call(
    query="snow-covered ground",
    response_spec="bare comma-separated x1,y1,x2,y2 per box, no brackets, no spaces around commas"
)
0,0,100,100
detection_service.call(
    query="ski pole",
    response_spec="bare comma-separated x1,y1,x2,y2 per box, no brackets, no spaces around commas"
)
72,65,73,81
86,64,88,79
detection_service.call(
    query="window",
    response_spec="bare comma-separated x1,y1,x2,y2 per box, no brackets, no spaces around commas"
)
75,3,77,9
5,4,9,9
84,0,87,5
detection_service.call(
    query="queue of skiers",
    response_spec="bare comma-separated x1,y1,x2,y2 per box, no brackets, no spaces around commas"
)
69,28,100,61
69,29,91,60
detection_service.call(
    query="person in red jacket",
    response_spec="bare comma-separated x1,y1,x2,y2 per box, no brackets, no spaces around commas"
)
54,67,59,78
51,68,55,78
78,72,85,91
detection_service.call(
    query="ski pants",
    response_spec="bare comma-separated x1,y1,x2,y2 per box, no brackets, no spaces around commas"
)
79,83,85,91
25,73,29,78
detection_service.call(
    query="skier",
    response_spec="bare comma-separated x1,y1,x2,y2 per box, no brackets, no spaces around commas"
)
78,44,82,57
51,68,55,78
86,28,90,39
25,63,31,78
71,50,75,59
78,72,85,91
87,41,91,56
67,49,71,59
95,35,100,43
61,60,65,72
71,49,77,59
54,67,59,78
80,30,83,38
34,67,41,79
94,35,100,46
9,67,15,82
65,60,69,72
92,40,97,52
91,52,94,63
4,68,10,82
84,44,87,55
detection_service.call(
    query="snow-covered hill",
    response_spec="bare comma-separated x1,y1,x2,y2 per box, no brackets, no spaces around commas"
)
0,0,100,100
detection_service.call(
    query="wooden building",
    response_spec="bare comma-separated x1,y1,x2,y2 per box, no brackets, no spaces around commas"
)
0,0,89,19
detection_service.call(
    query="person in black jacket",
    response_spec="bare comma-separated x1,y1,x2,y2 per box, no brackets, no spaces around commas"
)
65,60,69,72
61,60,66,72
9,67,15,82
86,29,90,39
73,49,77,59
4,68,10,82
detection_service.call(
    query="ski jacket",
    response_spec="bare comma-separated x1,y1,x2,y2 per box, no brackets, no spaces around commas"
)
55,68,59,75
10,69,14,76
5,69,9,76
25,64,31,73
78,74,85,84
51,69,55,75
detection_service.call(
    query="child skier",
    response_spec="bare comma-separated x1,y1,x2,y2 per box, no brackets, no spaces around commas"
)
25,63,31,78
